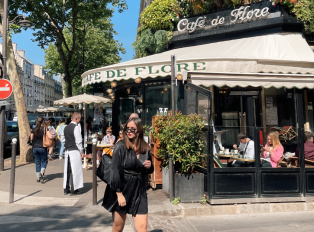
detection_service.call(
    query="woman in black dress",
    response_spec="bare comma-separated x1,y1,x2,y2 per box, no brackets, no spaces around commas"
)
102,117,154,232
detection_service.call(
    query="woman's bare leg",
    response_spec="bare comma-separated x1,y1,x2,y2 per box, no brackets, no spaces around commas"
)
112,212,126,232
133,214,148,232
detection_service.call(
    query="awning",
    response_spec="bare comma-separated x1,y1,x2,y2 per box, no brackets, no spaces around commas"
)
81,33,314,87
187,71,314,89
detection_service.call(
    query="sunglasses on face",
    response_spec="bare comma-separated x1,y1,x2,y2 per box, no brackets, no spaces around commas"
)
106,131,112,133
126,127,137,133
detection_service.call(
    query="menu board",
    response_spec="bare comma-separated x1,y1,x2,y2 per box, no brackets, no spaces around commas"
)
266,106,278,125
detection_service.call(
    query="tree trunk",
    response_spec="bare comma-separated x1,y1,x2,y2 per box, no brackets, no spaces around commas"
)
0,0,32,162
65,79,72,98
7,41,32,162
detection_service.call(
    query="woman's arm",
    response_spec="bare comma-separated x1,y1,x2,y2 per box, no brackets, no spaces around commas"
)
30,133,34,141
144,151,154,175
270,145,284,163
109,142,125,192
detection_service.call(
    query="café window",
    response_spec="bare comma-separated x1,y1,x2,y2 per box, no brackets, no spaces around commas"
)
145,82,171,126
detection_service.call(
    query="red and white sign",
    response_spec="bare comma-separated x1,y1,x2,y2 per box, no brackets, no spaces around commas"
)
0,79,13,100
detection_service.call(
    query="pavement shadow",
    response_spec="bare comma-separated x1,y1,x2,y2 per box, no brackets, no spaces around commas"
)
0,205,113,232
14,190,42,203
43,172,64,183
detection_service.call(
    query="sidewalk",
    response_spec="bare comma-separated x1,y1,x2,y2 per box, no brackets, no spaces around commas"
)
2,155,314,231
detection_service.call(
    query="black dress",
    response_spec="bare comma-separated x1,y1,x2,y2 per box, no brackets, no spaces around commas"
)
102,140,154,215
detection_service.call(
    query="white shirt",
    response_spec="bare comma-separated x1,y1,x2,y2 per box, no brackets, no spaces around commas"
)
71,121,84,154
238,139,255,160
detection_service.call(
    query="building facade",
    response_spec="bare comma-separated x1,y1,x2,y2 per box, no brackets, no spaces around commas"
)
0,43,64,118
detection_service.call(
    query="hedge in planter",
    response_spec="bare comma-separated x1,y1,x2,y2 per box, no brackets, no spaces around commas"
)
152,111,206,174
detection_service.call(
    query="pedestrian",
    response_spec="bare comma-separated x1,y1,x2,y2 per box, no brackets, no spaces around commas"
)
30,116,50,183
56,118,67,159
129,113,139,119
45,120,56,160
63,112,85,195
102,117,154,232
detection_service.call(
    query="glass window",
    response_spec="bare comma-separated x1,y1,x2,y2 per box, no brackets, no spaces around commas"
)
145,82,171,126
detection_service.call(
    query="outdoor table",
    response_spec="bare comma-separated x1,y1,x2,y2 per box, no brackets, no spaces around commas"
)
216,153,255,165
97,144,114,157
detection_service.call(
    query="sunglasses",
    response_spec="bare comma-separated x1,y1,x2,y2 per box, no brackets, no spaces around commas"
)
126,127,137,133
106,131,112,133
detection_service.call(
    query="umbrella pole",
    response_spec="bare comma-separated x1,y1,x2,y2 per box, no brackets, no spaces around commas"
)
84,103,87,153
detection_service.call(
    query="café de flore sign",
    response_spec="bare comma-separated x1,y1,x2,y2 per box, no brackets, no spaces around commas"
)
177,5,270,34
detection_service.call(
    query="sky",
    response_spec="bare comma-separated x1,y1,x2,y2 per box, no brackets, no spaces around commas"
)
10,0,141,68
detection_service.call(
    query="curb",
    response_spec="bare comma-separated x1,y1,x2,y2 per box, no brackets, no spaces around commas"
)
148,201,314,217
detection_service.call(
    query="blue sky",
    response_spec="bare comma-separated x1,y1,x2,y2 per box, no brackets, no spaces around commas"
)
11,0,140,67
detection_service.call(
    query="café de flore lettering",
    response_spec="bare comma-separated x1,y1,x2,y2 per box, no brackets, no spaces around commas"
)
177,5,270,33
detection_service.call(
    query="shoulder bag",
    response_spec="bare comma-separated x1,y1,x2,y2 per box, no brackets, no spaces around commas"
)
43,127,54,147
96,146,149,184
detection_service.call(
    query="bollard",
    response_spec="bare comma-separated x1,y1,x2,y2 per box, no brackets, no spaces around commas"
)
92,138,97,205
169,154,174,202
9,138,17,204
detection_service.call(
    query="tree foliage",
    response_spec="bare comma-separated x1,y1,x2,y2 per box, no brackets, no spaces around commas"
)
44,17,125,96
132,28,172,58
292,0,314,35
9,0,127,97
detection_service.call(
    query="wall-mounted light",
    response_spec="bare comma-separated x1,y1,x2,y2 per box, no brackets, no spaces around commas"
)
109,93,114,97
107,89,113,94
135,77,142,83
111,96,115,99
111,81,117,88
177,73,183,81
139,99,143,103
127,88,131,94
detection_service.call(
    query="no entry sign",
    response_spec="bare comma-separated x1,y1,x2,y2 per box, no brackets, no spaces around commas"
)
0,79,13,100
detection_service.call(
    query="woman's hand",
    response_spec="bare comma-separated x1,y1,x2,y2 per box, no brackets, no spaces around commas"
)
117,193,126,207
233,144,238,149
263,146,271,152
143,160,151,169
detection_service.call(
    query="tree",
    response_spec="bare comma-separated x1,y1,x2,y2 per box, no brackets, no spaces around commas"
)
9,0,127,97
44,17,125,95
0,0,32,162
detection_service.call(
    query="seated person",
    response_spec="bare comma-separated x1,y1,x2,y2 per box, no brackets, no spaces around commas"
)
261,132,284,167
102,127,115,145
296,131,314,161
232,133,255,167
96,127,115,162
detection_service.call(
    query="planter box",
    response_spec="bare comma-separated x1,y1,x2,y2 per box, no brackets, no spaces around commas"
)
174,173,204,203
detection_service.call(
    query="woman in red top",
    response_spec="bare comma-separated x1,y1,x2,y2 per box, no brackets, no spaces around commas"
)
261,132,284,167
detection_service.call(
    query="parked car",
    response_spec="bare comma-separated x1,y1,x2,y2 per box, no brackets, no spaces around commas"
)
5,121,19,147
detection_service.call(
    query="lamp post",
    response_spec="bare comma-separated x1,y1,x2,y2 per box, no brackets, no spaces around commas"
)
0,0,32,171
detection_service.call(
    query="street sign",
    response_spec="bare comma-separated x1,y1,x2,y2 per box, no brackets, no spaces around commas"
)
0,101,10,106
0,79,13,100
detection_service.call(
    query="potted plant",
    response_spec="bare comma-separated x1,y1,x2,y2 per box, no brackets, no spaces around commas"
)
152,111,206,202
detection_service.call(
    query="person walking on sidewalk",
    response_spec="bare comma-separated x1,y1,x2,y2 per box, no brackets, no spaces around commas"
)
56,118,67,159
30,117,50,183
63,112,85,195
102,117,154,232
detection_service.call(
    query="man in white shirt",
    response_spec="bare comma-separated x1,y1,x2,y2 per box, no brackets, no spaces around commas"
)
232,133,255,167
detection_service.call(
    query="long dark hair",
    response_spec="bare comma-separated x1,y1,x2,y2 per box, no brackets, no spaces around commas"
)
123,117,149,154
34,117,44,137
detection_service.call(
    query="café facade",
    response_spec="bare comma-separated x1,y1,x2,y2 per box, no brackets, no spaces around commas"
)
81,1,314,203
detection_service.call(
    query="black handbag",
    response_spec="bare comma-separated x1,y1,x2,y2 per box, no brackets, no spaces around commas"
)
96,148,149,184
96,154,112,184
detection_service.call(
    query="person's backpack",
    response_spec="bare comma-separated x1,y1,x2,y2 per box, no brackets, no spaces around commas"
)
48,127,58,139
